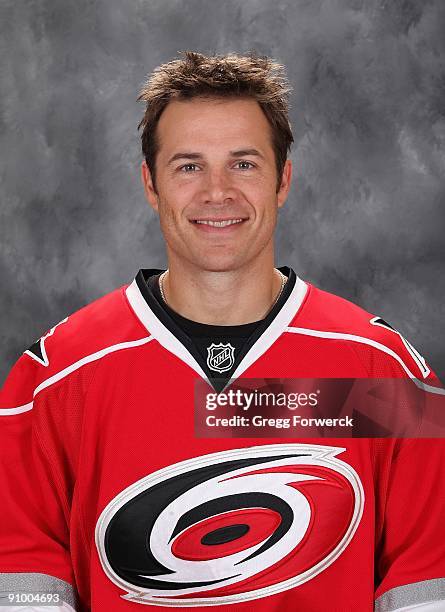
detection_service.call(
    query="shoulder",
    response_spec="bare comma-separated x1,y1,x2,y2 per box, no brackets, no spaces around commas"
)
291,282,434,380
25,284,146,372
1,283,150,410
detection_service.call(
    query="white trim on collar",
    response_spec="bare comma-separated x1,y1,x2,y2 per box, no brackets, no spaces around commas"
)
225,277,308,387
125,274,308,390
126,279,208,380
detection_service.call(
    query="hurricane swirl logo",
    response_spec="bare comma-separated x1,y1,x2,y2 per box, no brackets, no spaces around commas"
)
95,444,364,606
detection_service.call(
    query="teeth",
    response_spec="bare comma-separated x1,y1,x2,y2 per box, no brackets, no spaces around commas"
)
195,219,244,227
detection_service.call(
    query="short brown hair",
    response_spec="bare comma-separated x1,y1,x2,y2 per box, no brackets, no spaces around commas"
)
137,51,294,193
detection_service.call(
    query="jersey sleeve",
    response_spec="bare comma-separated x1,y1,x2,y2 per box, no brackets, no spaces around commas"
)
374,437,445,611
0,354,79,612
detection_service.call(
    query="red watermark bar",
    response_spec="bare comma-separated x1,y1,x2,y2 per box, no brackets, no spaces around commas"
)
194,378,445,438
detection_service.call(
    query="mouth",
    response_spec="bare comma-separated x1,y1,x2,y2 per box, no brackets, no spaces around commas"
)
190,217,248,231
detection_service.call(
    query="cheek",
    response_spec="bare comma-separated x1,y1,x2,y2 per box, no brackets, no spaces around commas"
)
251,190,279,221
244,175,276,203
157,186,188,217
163,182,195,212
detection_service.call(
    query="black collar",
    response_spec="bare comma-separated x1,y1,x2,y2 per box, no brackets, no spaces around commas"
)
134,267,297,392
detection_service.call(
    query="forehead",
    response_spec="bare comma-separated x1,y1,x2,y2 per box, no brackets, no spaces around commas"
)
156,97,274,155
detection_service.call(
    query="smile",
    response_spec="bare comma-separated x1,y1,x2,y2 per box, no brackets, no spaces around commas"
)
193,218,245,227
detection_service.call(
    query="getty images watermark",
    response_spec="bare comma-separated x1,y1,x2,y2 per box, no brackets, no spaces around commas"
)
204,387,352,430
194,378,445,438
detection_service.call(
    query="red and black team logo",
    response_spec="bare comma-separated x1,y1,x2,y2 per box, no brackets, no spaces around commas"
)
95,444,364,606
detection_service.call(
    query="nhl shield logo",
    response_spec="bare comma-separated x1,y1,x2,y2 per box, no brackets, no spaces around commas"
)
206,342,235,373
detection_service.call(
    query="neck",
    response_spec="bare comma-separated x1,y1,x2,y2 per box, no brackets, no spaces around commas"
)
161,255,284,325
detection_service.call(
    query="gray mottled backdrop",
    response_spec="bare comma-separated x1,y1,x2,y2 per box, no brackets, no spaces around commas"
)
1,0,444,384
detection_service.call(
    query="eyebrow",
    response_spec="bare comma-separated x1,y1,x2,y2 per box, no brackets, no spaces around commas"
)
167,148,265,165
167,152,202,165
230,148,265,159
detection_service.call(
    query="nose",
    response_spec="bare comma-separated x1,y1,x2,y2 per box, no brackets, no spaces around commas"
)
201,168,236,205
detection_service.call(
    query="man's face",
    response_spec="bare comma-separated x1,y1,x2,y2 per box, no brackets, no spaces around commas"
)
141,97,292,272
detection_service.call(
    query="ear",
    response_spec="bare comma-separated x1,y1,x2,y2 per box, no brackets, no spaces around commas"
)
141,161,159,213
277,159,292,209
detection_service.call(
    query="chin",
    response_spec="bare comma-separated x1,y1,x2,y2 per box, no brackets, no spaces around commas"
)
193,256,244,273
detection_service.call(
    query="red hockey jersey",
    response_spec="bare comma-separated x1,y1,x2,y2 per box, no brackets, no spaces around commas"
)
1,269,444,612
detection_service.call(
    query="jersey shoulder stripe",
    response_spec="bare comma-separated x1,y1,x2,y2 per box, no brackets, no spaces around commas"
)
0,285,152,412
290,284,441,387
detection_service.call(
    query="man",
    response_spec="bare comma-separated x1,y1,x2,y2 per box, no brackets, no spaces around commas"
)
1,51,444,611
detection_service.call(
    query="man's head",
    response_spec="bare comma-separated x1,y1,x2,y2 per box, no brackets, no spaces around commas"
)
138,51,294,194
138,51,294,273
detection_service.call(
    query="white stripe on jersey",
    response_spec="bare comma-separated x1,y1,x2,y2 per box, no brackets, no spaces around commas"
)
1,337,154,415
285,326,445,395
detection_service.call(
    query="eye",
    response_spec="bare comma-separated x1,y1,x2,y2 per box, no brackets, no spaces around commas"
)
179,163,199,173
235,161,255,170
